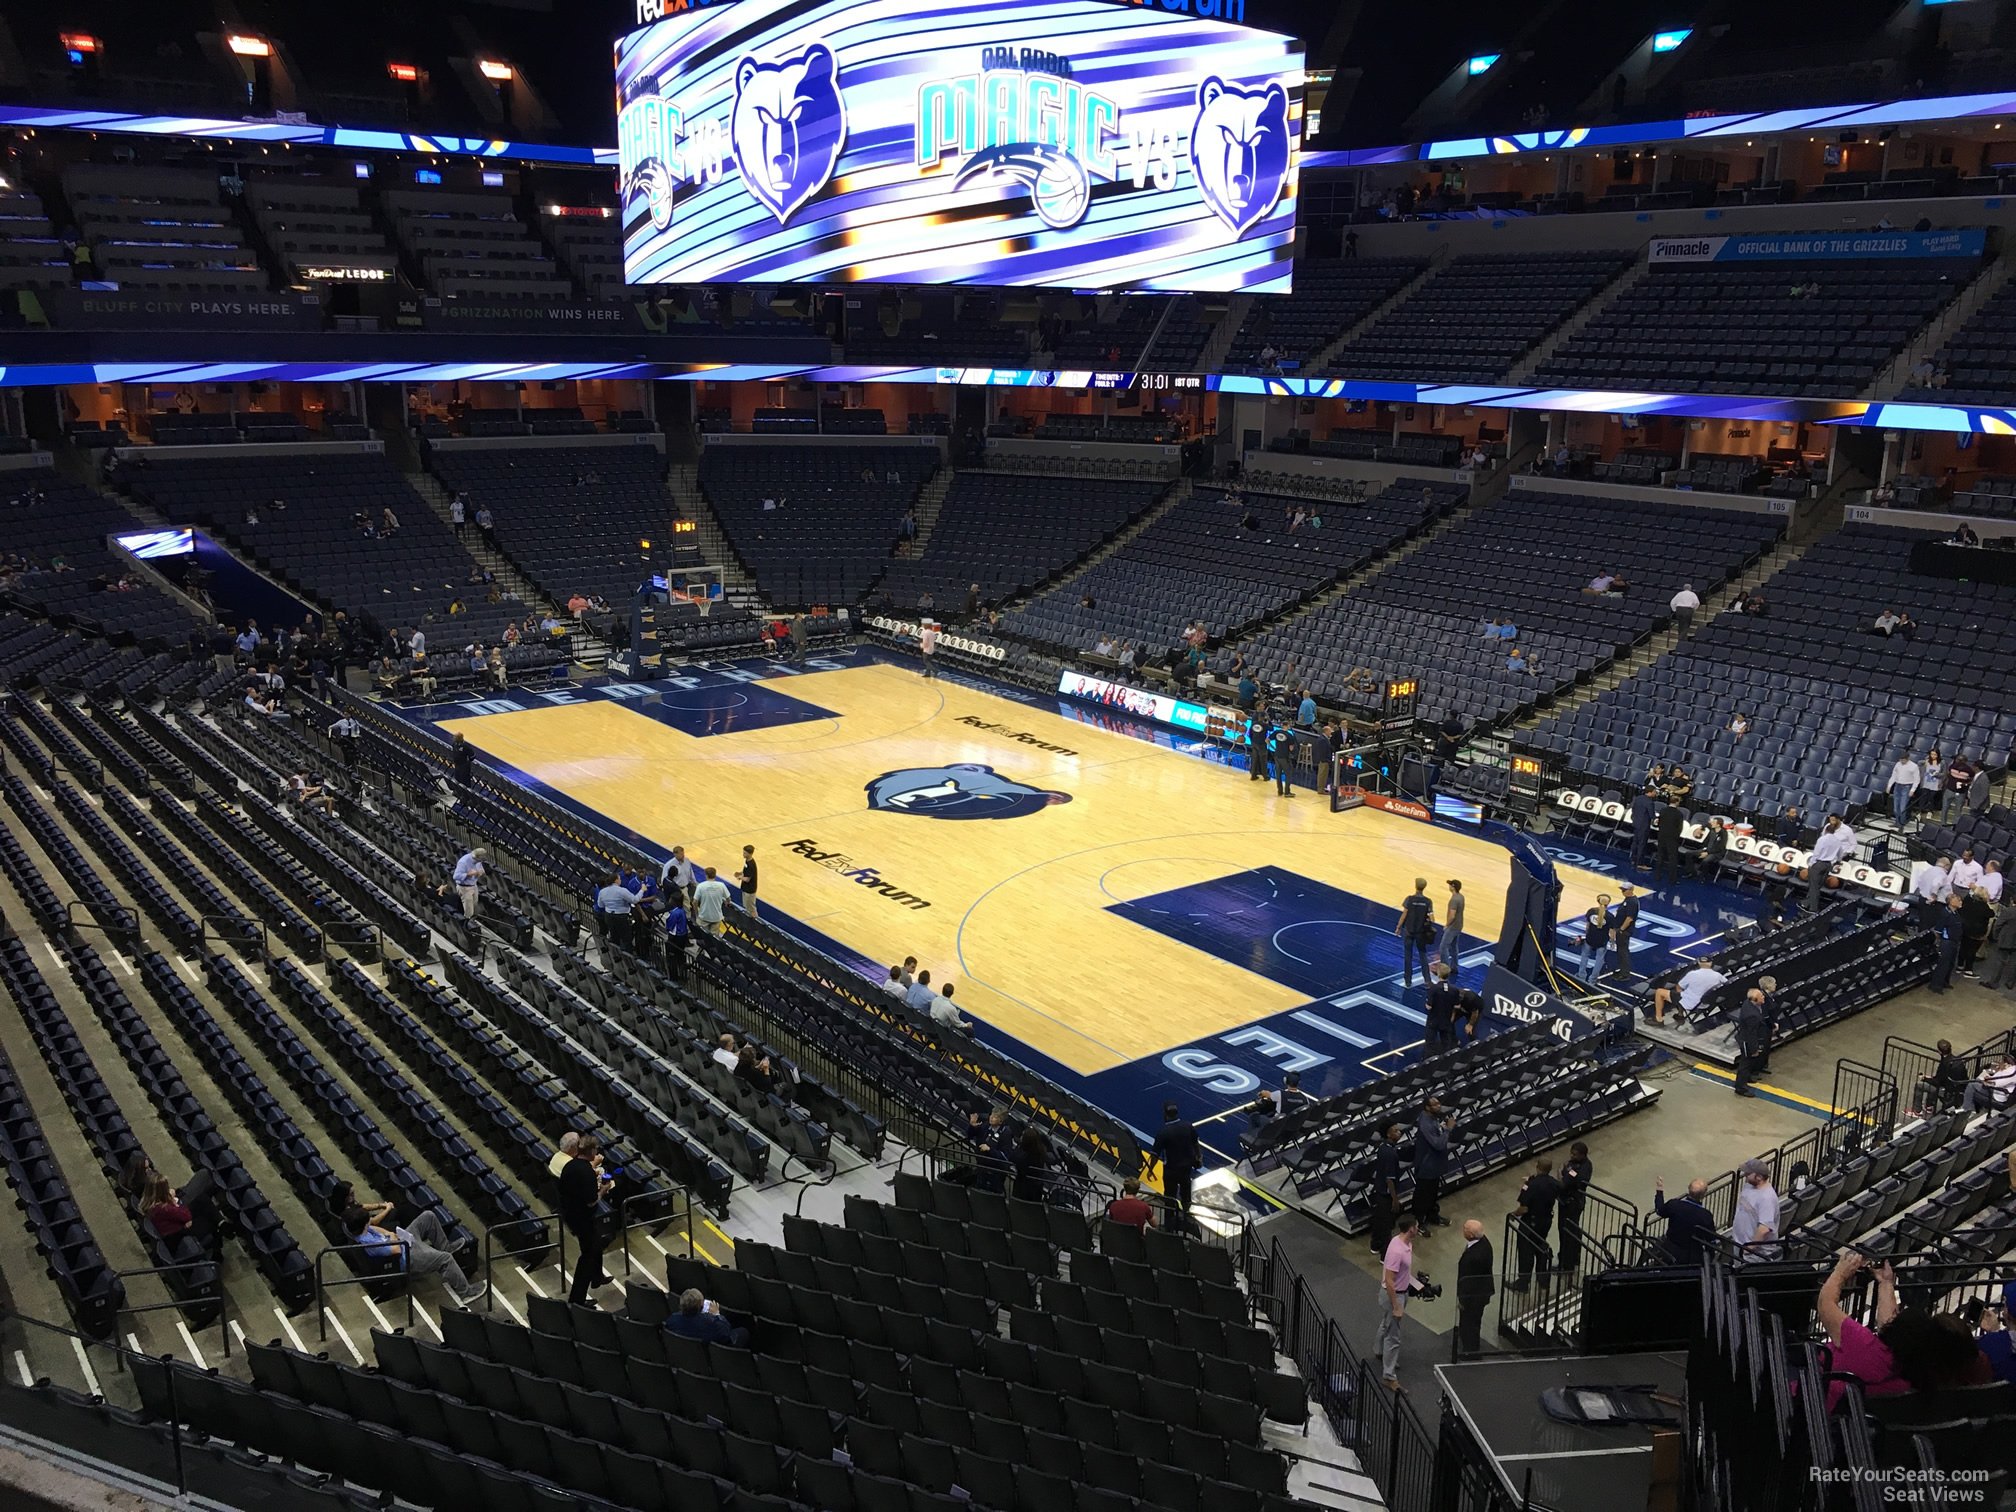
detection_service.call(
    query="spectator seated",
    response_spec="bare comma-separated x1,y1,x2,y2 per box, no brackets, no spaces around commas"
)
1002,479,1451,652
699,444,939,608
874,472,1164,611
1529,522,2016,817
426,443,686,611
1224,485,1782,728
1224,258,1426,373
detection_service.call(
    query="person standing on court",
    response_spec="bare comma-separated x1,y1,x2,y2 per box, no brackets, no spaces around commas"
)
1557,1142,1593,1272
1439,880,1465,969
558,1133,615,1306
1507,1157,1559,1289
1456,1218,1494,1359
737,845,760,921
1367,1122,1404,1257
1412,1097,1452,1227
1377,1213,1420,1393
452,846,487,921
693,866,731,936
1272,723,1294,796
1628,784,1657,870
1396,878,1435,987
918,618,939,679
1609,884,1640,980
1152,1102,1200,1220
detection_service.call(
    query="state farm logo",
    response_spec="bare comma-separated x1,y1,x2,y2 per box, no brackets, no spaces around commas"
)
782,839,931,910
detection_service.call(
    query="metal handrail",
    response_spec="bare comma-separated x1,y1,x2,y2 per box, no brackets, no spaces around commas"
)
62,898,141,943
312,1241,415,1340
481,1210,567,1311
199,911,266,959
107,1260,234,1368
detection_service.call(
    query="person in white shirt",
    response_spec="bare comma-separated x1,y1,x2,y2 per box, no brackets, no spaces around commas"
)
692,866,731,934
878,965,907,998
904,970,939,1013
1886,752,1922,827
1913,857,1953,907
1952,847,1986,892
917,620,939,679
929,984,971,1031
660,845,699,907
1961,1057,2016,1111
1651,964,1730,1026
408,628,426,659
1669,583,1700,629
711,1034,740,1072
1984,861,2004,903
1805,816,1856,912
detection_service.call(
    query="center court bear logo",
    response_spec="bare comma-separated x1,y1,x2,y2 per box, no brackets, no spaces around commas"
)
1188,76,1291,236
865,764,1072,821
731,42,846,224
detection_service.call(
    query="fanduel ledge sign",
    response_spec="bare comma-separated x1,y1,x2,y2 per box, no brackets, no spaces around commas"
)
43,289,323,330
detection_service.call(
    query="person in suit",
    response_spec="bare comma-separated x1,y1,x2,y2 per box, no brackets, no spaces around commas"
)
1691,817,1730,879
1412,1098,1453,1227
1628,786,1657,870
1732,988,1770,1097
1653,801,1684,886
1610,885,1641,980
664,1287,748,1346
1367,1123,1404,1257
558,1133,615,1306
1456,1218,1495,1359
1653,1177,1717,1265
1152,1103,1201,1217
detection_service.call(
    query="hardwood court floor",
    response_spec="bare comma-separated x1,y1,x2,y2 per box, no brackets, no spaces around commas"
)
441,663,1611,1076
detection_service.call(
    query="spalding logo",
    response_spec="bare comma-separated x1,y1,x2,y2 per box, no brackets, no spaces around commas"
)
1189,75,1290,235
731,43,846,224
865,764,1072,821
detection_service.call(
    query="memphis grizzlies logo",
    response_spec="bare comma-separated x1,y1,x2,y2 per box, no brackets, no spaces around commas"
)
955,145,1092,230
1189,76,1290,235
732,43,846,224
865,764,1072,821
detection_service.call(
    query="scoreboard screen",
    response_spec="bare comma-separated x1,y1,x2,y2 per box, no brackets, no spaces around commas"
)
615,0,1303,291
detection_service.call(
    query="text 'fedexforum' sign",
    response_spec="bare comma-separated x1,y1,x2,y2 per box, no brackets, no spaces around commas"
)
616,0,1301,291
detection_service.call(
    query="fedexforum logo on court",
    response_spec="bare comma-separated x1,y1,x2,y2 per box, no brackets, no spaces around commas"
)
782,840,933,910
954,715,1079,757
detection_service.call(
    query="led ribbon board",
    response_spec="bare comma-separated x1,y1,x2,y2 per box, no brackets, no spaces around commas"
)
615,0,1304,291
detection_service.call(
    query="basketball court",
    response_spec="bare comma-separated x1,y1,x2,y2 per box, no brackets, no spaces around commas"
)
406,648,1619,1134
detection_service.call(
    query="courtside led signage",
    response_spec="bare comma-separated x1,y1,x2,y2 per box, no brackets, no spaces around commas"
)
1650,29,1691,53
614,0,1305,291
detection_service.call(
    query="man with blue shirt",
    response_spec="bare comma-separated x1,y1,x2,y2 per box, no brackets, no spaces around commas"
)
346,1204,486,1306
451,847,486,921
662,898,691,980
1297,689,1317,728
233,620,262,665
905,969,939,1014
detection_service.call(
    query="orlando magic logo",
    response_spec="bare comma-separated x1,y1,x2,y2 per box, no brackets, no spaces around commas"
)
624,158,676,232
1188,76,1291,235
956,145,1092,230
865,764,1072,821
731,42,846,224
